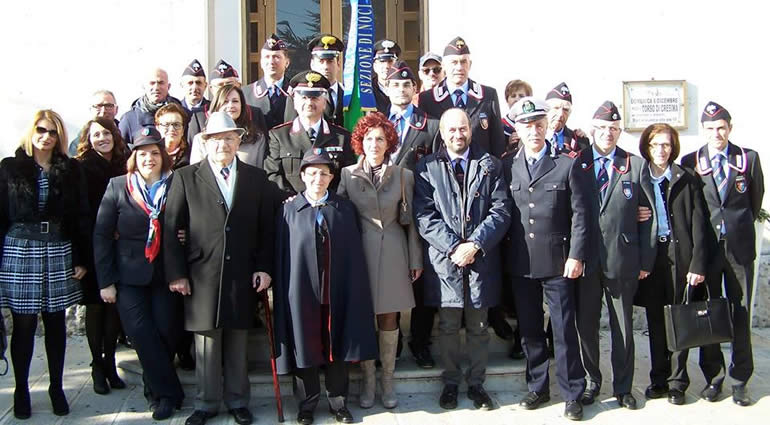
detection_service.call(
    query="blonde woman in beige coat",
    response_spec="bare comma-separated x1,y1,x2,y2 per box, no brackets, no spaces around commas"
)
338,112,423,409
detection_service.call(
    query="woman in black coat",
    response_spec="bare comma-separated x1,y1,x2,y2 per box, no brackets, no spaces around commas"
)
74,117,127,395
635,123,709,405
0,109,90,419
93,128,183,420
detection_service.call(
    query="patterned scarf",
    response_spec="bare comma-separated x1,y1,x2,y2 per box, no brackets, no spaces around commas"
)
126,171,171,262
136,94,168,114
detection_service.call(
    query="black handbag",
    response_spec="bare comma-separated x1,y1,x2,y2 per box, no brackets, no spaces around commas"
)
663,284,734,352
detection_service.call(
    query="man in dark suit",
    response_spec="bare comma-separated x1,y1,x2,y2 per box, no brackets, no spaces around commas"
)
418,36,505,158
504,97,590,421
243,34,292,130
180,59,210,148
575,101,655,410
372,39,400,114
414,108,511,411
680,101,765,406
285,34,346,126
545,82,589,155
383,61,440,368
264,71,354,197
164,112,275,425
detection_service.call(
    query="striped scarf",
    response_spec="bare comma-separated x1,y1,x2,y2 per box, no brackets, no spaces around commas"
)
126,171,171,262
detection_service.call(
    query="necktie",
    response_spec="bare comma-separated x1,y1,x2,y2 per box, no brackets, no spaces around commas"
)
453,89,465,109
712,154,728,201
453,159,465,194
391,114,403,139
220,166,230,181
269,86,280,106
308,127,317,144
329,87,337,109
527,156,537,178
596,157,610,204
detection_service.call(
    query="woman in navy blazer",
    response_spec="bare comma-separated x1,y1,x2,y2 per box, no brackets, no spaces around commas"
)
93,127,183,420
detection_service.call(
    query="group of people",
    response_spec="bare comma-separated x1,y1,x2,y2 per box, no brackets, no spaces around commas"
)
0,32,763,425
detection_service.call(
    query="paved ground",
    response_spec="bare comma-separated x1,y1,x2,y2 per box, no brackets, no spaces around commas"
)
1,329,768,424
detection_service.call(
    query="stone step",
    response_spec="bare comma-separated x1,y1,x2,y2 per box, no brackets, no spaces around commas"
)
118,351,526,398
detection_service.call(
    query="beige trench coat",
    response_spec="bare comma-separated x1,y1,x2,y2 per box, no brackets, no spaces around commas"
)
338,159,422,314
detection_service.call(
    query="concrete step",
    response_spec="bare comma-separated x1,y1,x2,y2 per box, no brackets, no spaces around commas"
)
118,351,527,398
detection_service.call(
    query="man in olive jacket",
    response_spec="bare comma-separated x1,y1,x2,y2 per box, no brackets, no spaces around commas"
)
164,112,274,425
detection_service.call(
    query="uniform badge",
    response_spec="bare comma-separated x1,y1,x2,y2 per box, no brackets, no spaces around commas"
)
306,72,321,88
142,127,151,136
480,112,489,130
612,112,619,120
581,162,588,169
622,181,633,199
735,175,748,193
321,35,337,49
522,101,535,113
401,70,408,78
706,104,717,115
382,40,395,51
313,148,323,155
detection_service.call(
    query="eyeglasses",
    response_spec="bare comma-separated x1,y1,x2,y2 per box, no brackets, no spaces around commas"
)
421,66,442,75
593,125,621,135
35,126,59,137
649,142,672,151
157,122,183,130
91,103,116,110
303,170,333,179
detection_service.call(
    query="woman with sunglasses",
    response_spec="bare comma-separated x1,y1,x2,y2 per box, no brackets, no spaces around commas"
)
0,110,90,419
74,117,127,395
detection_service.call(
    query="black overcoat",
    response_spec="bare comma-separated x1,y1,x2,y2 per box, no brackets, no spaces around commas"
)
163,159,275,331
273,192,377,374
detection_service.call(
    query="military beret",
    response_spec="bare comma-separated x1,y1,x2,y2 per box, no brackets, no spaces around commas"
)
130,127,164,151
419,52,442,68
290,70,331,97
374,39,401,61
701,101,731,123
443,36,470,56
546,82,572,103
593,101,620,121
308,34,345,58
263,33,288,51
510,97,549,123
300,148,335,171
212,59,239,79
385,61,416,82
182,59,206,78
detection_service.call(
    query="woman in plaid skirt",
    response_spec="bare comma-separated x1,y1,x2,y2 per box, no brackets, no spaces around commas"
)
0,109,91,419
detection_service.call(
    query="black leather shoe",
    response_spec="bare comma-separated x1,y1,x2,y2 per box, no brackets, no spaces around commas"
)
329,406,354,423
439,385,459,409
297,410,314,425
644,384,668,399
616,393,637,410
580,385,600,405
49,387,69,416
489,309,514,340
509,340,526,360
732,385,751,406
700,384,721,402
519,391,550,410
467,385,494,410
564,400,583,421
668,389,685,405
92,363,110,395
152,398,176,420
185,410,217,425
229,407,253,424
14,388,31,420
410,344,435,369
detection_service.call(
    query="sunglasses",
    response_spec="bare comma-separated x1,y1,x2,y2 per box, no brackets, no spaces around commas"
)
421,66,442,75
35,126,59,137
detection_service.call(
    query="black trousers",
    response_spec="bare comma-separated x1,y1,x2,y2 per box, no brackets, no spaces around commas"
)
409,275,436,350
644,241,674,387
513,275,585,401
116,283,184,402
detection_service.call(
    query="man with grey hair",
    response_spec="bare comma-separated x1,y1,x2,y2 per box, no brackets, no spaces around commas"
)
414,108,511,411
119,68,183,145
68,89,120,156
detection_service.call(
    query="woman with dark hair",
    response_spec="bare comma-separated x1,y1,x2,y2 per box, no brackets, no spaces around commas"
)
75,117,127,395
635,123,709,405
337,112,422,409
190,83,269,168
93,128,183,420
0,109,90,419
155,103,191,169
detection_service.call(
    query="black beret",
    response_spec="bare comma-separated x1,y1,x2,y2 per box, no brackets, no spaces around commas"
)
130,127,164,151
307,34,345,58
593,101,620,121
443,36,470,56
374,39,401,61
701,101,731,123
385,61,416,82
263,33,288,51
546,82,572,103
212,59,239,79
300,149,334,171
182,59,205,78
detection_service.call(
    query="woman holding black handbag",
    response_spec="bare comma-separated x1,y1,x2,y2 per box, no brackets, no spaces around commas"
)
636,123,710,405
337,112,423,409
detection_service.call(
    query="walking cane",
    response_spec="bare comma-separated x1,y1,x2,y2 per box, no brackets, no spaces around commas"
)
261,288,285,422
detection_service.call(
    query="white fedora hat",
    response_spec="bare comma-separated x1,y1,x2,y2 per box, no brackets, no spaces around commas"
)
201,111,246,138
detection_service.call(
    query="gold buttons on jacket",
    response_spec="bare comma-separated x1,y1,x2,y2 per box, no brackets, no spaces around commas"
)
528,187,534,192
528,203,535,208
529,219,535,224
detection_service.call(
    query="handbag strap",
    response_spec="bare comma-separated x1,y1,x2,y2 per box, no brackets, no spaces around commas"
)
682,282,712,304
400,167,407,211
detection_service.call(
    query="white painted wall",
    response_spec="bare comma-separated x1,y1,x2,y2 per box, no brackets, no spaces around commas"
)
429,0,770,207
